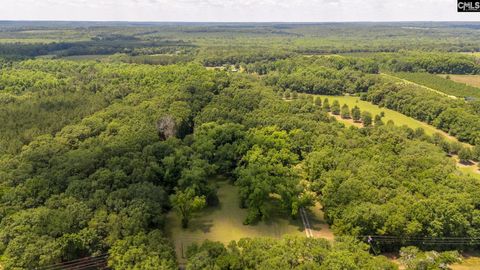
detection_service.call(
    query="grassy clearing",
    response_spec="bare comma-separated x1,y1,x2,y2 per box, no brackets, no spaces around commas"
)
316,95,454,137
439,74,480,89
452,252,480,270
166,178,329,262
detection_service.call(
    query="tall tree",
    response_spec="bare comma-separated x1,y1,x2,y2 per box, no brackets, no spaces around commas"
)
361,111,373,127
170,188,206,228
351,106,361,122
331,100,341,115
340,104,350,119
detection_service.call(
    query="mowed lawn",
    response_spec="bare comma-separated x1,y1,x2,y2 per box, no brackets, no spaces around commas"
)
166,178,328,262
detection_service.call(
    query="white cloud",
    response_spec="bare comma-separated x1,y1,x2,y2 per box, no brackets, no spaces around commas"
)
1,0,478,21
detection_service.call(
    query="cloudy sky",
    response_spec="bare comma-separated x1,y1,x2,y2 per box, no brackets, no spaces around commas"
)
1,0,478,22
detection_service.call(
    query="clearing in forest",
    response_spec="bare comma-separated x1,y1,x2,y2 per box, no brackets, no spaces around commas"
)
166,178,331,262
316,95,453,137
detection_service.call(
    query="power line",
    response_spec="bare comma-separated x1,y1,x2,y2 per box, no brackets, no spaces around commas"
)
36,254,109,270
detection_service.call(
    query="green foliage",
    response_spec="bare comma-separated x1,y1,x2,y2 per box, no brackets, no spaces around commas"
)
361,111,373,127
341,104,351,119
262,56,378,95
235,126,309,224
331,100,341,115
170,188,206,228
399,246,461,270
186,235,397,270
458,148,473,164
108,230,177,270
351,106,361,122
323,98,331,112
365,82,480,145
0,61,225,269
378,52,480,74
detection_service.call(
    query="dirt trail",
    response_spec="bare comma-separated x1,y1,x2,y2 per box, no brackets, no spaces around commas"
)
300,203,335,241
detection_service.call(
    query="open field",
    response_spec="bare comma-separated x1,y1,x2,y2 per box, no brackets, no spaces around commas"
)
390,72,480,99
316,95,456,138
166,179,331,262
381,73,459,99
439,74,480,89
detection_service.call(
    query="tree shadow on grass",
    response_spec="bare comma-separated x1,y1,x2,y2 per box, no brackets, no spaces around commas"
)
185,204,221,233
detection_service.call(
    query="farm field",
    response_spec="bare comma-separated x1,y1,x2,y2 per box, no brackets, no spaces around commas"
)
382,73,458,99
391,72,480,99
439,74,480,89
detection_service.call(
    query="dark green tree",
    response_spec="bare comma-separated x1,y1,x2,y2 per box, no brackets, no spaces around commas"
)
331,100,341,115
340,104,350,119
323,98,331,112
361,111,373,127
351,106,361,122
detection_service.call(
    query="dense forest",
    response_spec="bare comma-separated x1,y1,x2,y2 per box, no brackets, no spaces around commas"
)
1,22,480,270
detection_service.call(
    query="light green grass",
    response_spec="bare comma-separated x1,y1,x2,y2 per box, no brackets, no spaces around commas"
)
166,179,308,261
458,166,480,180
317,95,454,138
452,252,480,270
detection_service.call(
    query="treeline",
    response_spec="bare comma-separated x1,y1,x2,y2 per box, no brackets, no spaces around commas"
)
249,56,379,95
364,82,480,145
186,236,396,269
198,47,293,67
0,38,194,59
392,72,480,99
186,236,461,270
376,52,480,74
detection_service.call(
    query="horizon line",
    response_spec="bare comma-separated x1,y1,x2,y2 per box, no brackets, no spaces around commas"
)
1,20,480,24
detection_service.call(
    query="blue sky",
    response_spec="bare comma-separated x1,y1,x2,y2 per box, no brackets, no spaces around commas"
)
1,0,479,21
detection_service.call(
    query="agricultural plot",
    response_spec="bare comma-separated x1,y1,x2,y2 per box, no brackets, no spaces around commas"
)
439,74,480,89
392,72,480,99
